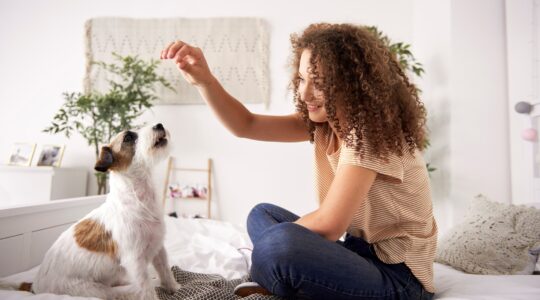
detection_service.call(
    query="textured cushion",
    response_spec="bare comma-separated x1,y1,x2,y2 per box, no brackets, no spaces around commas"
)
435,195,540,275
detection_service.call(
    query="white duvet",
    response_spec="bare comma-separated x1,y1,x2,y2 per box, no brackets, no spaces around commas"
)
1,217,539,300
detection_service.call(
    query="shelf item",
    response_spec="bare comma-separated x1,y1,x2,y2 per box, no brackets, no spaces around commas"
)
162,157,212,219
0,166,88,207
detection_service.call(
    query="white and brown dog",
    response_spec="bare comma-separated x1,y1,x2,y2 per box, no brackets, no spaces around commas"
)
31,123,177,299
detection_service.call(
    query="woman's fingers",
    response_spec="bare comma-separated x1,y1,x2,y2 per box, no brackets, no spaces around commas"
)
160,41,174,59
167,41,189,59
161,41,210,85
177,60,188,70
159,40,187,59
174,45,197,64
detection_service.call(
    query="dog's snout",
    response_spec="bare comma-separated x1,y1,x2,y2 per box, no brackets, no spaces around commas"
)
153,123,164,131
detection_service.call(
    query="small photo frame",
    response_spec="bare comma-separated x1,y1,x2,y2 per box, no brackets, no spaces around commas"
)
8,143,36,166
36,144,65,167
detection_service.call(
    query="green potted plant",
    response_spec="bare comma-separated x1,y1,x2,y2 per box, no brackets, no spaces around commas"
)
44,53,173,194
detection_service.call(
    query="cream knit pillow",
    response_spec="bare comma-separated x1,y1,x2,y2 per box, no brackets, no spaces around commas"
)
435,195,540,275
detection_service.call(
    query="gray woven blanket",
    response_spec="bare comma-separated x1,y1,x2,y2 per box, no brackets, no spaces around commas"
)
155,266,283,300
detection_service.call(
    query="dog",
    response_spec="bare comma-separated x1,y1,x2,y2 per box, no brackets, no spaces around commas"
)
29,123,177,299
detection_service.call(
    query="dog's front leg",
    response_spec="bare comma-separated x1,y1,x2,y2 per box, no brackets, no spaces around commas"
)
121,255,155,300
152,247,178,292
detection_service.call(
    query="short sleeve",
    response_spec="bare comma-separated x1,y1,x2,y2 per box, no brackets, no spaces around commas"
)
338,143,404,183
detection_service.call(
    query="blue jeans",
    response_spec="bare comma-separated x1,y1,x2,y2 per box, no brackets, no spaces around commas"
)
247,203,434,300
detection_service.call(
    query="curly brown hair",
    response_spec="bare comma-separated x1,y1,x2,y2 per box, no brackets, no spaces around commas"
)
289,23,427,160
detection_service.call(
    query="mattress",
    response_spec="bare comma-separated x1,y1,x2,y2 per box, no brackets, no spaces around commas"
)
1,217,538,299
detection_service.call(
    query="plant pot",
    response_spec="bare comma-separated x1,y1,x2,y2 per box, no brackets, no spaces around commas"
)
95,171,109,195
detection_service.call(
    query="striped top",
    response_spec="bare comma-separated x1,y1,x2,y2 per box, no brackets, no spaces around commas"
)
313,124,437,293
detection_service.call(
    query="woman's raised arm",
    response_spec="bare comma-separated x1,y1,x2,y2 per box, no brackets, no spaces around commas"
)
161,41,309,142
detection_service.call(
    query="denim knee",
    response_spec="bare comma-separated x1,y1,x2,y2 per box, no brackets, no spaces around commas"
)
247,203,274,239
251,223,304,272
247,203,274,224
251,222,304,295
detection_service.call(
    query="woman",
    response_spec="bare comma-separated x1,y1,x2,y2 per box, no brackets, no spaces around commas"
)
161,23,437,300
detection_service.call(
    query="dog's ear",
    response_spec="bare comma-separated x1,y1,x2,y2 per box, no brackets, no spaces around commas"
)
95,146,114,172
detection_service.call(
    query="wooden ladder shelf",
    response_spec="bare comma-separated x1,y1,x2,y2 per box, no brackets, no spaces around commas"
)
162,157,213,219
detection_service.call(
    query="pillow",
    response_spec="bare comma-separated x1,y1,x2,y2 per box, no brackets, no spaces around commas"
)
435,195,540,275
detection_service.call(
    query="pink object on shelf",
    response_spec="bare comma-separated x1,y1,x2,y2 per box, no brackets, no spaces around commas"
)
522,128,537,141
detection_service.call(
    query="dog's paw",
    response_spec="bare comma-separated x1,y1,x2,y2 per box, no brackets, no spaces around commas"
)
160,281,180,293
159,273,179,292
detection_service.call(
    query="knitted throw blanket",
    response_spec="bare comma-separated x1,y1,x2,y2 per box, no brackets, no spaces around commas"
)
155,266,282,300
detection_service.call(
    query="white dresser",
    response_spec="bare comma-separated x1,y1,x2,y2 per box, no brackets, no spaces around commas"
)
0,166,88,207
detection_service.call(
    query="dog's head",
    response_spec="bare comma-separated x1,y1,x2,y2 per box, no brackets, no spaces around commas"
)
94,123,170,173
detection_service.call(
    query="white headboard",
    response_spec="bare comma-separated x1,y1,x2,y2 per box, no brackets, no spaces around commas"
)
0,196,105,277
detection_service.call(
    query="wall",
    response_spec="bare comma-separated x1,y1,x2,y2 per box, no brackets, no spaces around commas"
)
505,0,540,203
0,0,514,233
449,0,511,225
412,0,512,232
412,0,453,234
0,0,416,226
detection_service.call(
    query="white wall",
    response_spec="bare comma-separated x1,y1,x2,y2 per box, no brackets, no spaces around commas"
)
412,0,453,234
449,0,511,225
505,0,540,204
0,0,416,226
412,0,512,232
0,0,514,233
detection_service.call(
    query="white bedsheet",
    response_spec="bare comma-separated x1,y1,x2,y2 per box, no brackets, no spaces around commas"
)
1,217,539,299
161,216,252,279
433,263,540,300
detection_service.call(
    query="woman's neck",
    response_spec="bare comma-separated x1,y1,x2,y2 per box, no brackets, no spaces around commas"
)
327,122,342,144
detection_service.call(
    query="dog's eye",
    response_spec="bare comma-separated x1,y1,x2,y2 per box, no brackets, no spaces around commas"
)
123,132,134,143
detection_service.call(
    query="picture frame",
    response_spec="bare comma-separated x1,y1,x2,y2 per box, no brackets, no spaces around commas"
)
7,143,36,166
36,144,65,167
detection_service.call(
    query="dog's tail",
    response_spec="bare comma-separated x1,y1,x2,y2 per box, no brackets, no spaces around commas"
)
0,280,32,292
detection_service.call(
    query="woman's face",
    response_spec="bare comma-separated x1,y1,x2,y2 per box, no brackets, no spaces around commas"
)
298,49,328,123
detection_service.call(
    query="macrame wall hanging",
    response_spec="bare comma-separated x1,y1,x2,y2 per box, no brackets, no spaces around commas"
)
84,17,270,105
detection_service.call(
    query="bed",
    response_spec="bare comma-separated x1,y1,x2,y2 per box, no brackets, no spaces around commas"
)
0,197,539,299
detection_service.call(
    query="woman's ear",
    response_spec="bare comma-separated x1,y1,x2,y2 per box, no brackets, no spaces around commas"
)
95,146,114,172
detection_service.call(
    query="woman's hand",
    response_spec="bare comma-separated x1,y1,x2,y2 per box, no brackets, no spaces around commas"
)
160,41,215,87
